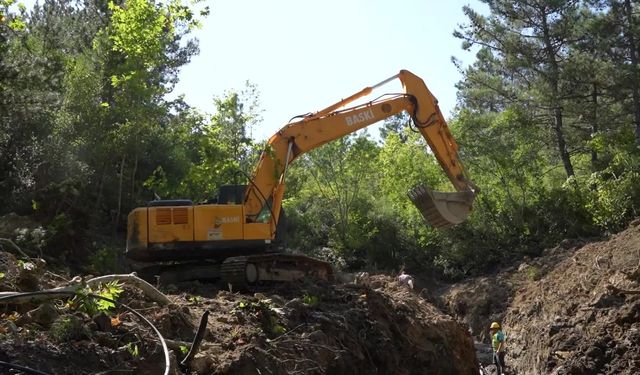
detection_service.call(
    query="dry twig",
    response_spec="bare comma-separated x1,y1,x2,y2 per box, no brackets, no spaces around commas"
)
0,238,31,259
607,284,640,295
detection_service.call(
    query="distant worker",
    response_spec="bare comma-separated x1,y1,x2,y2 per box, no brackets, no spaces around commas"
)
398,270,414,289
489,322,507,375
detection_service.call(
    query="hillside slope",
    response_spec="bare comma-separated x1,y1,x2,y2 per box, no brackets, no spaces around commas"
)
504,222,640,375
440,221,640,374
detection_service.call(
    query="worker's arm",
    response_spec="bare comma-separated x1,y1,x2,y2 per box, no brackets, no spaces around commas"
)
496,333,505,352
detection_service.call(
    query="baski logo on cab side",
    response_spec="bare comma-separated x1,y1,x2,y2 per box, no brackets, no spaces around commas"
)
214,216,241,226
346,109,375,126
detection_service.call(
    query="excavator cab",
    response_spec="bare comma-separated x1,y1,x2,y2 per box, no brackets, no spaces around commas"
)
408,185,475,229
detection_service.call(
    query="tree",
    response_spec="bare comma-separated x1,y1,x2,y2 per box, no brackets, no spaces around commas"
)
159,85,263,202
300,133,379,249
455,0,584,178
0,0,208,266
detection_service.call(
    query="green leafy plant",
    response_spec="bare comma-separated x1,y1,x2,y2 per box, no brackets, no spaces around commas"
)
50,315,86,342
303,294,319,306
73,281,124,315
126,343,140,357
88,245,120,275
186,295,203,304
523,265,542,281
230,299,287,338
95,281,124,311
271,321,286,335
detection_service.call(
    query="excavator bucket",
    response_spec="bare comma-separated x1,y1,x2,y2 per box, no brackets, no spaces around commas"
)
408,185,476,229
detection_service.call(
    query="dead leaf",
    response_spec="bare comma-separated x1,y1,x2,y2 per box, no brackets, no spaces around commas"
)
111,315,122,327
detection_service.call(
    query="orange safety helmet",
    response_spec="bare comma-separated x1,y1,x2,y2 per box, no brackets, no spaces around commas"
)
490,322,501,329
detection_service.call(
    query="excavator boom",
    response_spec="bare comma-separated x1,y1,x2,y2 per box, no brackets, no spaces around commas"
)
245,69,476,229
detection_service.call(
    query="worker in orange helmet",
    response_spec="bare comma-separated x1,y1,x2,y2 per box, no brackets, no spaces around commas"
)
489,322,507,375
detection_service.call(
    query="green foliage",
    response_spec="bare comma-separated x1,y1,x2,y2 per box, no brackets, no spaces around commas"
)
231,298,286,338
523,265,542,281
50,315,86,343
73,281,124,316
173,84,261,202
88,244,120,275
302,294,319,306
95,281,124,312
126,343,140,357
0,0,208,270
584,152,640,232
0,0,26,31
50,316,75,342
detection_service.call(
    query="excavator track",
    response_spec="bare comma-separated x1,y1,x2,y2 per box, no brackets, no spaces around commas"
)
220,256,251,289
221,254,333,290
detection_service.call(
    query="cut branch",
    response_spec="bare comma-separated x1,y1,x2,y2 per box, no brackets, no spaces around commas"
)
0,273,170,306
86,273,171,306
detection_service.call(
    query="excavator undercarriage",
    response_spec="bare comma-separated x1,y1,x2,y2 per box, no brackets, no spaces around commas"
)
129,252,333,288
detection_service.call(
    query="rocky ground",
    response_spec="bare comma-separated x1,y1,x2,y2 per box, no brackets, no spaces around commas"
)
0,254,478,375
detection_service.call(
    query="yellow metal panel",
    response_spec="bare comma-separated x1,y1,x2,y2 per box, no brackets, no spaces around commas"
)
148,206,194,243
127,207,148,250
193,205,243,241
243,223,273,240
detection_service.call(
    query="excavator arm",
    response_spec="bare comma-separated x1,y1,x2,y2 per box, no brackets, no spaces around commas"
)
244,69,476,229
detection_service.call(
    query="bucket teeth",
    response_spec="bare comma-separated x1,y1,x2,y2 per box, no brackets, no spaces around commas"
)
408,185,475,228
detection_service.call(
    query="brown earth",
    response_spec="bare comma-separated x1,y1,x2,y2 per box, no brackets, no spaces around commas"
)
439,220,640,375
504,222,640,375
0,258,479,375
5,214,640,374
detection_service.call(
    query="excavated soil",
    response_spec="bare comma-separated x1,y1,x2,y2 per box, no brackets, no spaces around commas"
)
5,215,640,374
0,267,479,374
439,220,640,374
504,222,640,375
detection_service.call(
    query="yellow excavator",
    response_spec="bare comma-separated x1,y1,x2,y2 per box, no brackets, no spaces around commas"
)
125,70,477,287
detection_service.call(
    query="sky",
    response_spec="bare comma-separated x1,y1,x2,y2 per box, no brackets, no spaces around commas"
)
170,0,485,141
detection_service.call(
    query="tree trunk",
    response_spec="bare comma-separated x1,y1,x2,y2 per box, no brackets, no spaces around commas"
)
114,155,126,235
552,107,574,177
94,161,107,213
130,154,138,208
624,0,640,145
541,6,574,178
591,82,599,169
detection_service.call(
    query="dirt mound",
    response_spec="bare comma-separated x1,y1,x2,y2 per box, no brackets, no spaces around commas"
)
439,238,585,342
504,222,640,375
0,267,479,374
439,221,640,374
